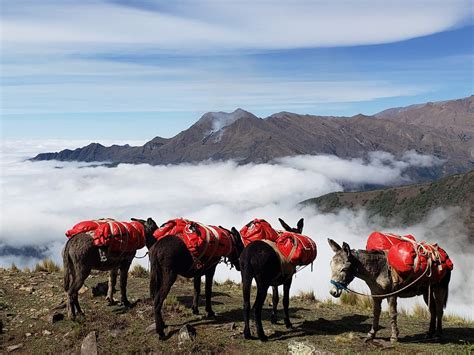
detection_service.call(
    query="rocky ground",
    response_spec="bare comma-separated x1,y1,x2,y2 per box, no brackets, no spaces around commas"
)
1,268,473,354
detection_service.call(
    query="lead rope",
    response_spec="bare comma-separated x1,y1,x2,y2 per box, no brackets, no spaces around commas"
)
331,258,432,299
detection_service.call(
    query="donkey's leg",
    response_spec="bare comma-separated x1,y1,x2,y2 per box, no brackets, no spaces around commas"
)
205,266,217,318
241,268,253,339
424,289,436,338
106,268,118,305
254,280,270,341
387,296,399,342
283,279,293,329
154,268,177,339
366,297,382,341
270,286,279,324
192,276,201,315
119,260,133,307
434,287,447,338
70,266,91,318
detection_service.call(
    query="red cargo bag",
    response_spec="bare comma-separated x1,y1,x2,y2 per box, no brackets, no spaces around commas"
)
240,219,279,247
366,231,415,251
276,231,317,266
66,219,110,238
93,220,145,253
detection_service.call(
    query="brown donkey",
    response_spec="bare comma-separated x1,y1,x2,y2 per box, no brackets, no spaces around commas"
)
328,239,451,342
63,218,158,320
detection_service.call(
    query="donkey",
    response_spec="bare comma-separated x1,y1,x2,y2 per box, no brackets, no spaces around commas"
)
63,218,158,320
328,239,451,342
240,218,304,341
148,226,243,339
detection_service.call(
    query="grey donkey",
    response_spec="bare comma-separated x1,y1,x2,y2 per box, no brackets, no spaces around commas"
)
328,239,451,342
62,217,158,320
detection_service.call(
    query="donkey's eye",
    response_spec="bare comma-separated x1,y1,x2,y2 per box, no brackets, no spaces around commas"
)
341,267,348,273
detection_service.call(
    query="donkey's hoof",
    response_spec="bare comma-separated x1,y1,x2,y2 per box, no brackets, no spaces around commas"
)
285,321,293,329
122,300,132,308
270,315,277,324
390,336,398,343
106,298,117,306
258,334,268,342
192,307,199,315
206,311,216,319
158,333,166,341
425,332,435,339
364,336,374,343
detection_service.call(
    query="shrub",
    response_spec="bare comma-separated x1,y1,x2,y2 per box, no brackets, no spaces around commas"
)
411,303,429,319
292,290,317,302
10,263,20,272
34,258,61,273
130,264,149,278
339,292,372,310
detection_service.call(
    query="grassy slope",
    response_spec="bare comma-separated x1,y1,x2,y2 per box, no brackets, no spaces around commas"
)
301,171,474,233
1,269,473,354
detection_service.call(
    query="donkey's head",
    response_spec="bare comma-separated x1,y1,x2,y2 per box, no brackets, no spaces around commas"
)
225,227,244,271
131,217,159,249
328,238,357,298
279,218,304,233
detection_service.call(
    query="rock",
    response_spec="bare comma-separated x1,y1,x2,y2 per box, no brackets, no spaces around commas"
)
92,282,108,297
228,322,236,331
178,324,196,346
6,343,23,352
78,286,89,295
25,332,32,337
42,330,52,336
81,331,98,355
145,323,155,333
288,340,332,355
19,286,34,293
50,312,64,324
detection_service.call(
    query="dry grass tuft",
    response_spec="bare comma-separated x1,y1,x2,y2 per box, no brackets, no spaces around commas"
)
163,295,187,314
292,290,317,302
443,313,474,326
411,303,430,319
334,332,357,343
34,258,61,273
339,292,372,310
10,263,20,272
22,266,31,273
130,264,149,278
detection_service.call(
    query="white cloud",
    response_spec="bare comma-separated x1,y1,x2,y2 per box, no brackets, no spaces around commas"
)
0,140,471,318
1,1,471,52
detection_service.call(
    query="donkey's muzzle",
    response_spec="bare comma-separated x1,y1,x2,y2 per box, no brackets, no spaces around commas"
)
330,287,342,298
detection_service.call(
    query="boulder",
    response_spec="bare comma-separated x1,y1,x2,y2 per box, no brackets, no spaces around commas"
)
81,331,98,355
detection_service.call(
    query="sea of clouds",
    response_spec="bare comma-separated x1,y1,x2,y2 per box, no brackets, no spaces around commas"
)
0,140,471,318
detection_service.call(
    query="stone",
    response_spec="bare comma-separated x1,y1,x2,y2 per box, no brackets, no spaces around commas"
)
25,332,32,337
178,324,196,346
228,322,236,331
81,331,98,355
6,343,23,352
50,312,64,324
19,286,34,293
92,282,108,297
42,330,52,336
288,340,333,355
78,286,89,295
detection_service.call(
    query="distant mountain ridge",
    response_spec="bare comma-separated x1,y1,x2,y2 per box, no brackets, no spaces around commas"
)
301,170,474,237
32,96,474,180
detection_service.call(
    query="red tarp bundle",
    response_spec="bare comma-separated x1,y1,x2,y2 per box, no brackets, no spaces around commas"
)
276,231,317,266
240,218,317,266
66,219,146,253
240,219,279,247
366,231,453,282
152,219,233,264
366,231,415,251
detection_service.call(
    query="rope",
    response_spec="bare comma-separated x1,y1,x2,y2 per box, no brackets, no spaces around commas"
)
331,258,432,299
134,251,149,259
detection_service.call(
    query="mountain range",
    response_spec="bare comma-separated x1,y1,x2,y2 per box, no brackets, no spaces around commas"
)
32,96,474,180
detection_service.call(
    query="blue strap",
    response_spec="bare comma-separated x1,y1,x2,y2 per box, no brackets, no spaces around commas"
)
330,279,348,290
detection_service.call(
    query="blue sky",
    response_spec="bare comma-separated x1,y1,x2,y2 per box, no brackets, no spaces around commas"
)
1,0,473,140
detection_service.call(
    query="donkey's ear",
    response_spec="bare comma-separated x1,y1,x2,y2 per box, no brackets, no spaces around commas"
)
342,242,351,256
297,218,304,233
328,238,341,252
231,227,241,237
131,218,145,223
279,218,292,232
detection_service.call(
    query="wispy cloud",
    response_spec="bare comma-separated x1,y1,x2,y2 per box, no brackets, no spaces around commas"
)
2,0,471,52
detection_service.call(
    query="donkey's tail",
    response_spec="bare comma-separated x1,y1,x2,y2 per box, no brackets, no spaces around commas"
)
149,255,161,300
443,269,451,309
62,239,74,292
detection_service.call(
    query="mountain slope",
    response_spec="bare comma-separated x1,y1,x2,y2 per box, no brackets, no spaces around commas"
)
301,170,474,235
32,97,474,179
